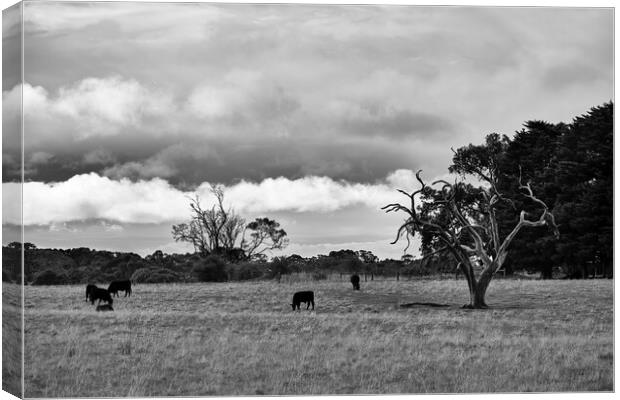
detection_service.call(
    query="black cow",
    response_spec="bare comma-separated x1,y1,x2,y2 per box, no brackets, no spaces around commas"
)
90,288,113,306
350,274,360,290
96,304,114,312
108,280,132,297
291,291,314,310
85,284,97,301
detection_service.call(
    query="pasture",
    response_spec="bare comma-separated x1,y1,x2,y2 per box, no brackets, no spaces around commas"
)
18,278,613,396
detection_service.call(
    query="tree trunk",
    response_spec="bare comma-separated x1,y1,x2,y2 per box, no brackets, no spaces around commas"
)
541,264,553,279
463,266,492,309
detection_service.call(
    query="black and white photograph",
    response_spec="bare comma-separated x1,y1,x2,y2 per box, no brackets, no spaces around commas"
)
1,1,614,397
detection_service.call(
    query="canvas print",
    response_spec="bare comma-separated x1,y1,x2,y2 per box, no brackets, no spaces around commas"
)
2,2,614,397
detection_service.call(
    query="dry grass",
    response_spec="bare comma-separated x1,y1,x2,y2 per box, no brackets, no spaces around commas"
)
3,282,22,397
19,278,613,396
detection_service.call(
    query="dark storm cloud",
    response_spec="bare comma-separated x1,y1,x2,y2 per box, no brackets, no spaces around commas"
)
2,4,21,91
8,3,613,187
338,103,453,139
100,136,447,186
2,5,22,183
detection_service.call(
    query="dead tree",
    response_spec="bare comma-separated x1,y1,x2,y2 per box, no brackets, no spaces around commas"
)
172,185,288,261
383,170,558,309
172,185,245,256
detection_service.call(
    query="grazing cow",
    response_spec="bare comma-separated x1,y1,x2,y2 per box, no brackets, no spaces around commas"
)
96,304,114,312
350,274,360,290
85,284,97,302
108,280,132,297
291,291,314,310
90,288,113,306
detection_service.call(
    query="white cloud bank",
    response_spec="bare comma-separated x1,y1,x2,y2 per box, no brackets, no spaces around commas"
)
3,170,422,226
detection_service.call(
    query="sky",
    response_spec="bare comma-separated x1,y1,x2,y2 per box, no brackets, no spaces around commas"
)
1,2,614,259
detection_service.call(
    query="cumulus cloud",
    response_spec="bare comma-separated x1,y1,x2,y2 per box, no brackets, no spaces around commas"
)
4,171,426,226
16,77,176,139
221,176,398,213
186,69,300,126
56,77,173,133
6,174,189,225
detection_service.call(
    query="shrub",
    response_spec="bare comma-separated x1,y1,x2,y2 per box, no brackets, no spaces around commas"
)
267,256,290,278
401,261,435,277
131,267,181,283
31,269,68,285
233,262,265,281
65,269,84,284
192,255,228,282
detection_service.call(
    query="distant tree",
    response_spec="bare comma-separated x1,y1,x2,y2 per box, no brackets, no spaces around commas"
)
287,254,304,262
242,218,289,260
251,253,268,263
172,186,287,262
172,185,245,257
357,250,378,264
286,254,306,272
328,249,358,259
147,250,165,265
401,254,414,264
6,242,35,250
384,139,559,308
269,256,291,279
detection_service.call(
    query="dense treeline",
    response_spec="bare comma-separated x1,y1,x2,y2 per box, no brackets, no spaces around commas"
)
423,102,613,278
3,244,439,285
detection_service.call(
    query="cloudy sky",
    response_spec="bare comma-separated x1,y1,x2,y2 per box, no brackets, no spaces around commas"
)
2,2,613,259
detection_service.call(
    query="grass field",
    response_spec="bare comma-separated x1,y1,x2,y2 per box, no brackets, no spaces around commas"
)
16,277,613,396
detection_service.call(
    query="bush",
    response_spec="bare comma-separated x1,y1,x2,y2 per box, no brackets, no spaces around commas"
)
268,256,290,278
131,267,181,283
401,261,435,277
226,262,263,281
31,269,68,285
192,255,228,282
65,269,84,284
